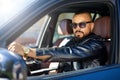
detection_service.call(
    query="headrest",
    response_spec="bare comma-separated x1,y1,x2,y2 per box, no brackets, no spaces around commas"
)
58,19,73,35
93,16,110,39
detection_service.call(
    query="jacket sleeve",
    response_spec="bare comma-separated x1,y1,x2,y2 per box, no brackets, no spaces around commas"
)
36,39,107,62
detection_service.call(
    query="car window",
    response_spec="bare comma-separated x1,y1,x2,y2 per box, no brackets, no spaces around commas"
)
8,1,111,79
15,16,47,46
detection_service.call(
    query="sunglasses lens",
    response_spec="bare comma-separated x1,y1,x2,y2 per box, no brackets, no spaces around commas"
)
70,21,90,29
79,22,86,28
70,23,77,28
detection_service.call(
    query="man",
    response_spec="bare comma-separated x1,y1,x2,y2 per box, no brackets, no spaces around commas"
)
8,12,107,69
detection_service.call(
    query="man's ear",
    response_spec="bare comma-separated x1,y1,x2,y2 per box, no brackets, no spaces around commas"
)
90,22,94,31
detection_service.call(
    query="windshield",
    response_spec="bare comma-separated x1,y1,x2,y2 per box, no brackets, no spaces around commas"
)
0,0,38,28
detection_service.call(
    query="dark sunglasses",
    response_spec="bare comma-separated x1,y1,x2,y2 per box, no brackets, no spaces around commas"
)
70,21,92,29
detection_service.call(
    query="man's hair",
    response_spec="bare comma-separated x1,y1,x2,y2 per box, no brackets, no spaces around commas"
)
73,12,92,20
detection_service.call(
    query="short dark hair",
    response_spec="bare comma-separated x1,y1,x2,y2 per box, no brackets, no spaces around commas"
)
73,12,92,20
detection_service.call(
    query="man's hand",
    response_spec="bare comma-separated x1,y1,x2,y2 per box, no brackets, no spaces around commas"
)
8,42,51,61
8,42,24,56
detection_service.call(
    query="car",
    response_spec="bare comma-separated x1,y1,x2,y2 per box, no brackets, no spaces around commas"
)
0,0,120,80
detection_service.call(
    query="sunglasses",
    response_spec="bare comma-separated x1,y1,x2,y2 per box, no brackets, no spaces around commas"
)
70,21,92,29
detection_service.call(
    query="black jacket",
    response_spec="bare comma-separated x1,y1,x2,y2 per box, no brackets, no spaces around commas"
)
36,33,107,68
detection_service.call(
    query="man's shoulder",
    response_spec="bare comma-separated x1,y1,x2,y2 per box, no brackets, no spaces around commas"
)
78,33,105,45
88,33,103,41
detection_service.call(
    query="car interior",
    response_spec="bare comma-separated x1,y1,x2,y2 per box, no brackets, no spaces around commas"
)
14,2,111,76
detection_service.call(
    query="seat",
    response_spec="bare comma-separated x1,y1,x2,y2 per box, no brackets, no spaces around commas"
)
53,19,73,47
93,16,110,64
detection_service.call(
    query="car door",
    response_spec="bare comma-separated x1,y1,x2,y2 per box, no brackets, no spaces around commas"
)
0,0,119,80
27,0,119,80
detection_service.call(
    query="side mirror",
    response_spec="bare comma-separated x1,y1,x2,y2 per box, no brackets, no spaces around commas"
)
0,48,27,80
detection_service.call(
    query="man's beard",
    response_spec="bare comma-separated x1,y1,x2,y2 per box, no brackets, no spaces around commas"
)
75,30,84,38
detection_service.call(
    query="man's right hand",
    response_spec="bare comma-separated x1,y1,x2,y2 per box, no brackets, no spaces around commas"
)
8,42,25,56
8,42,51,61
